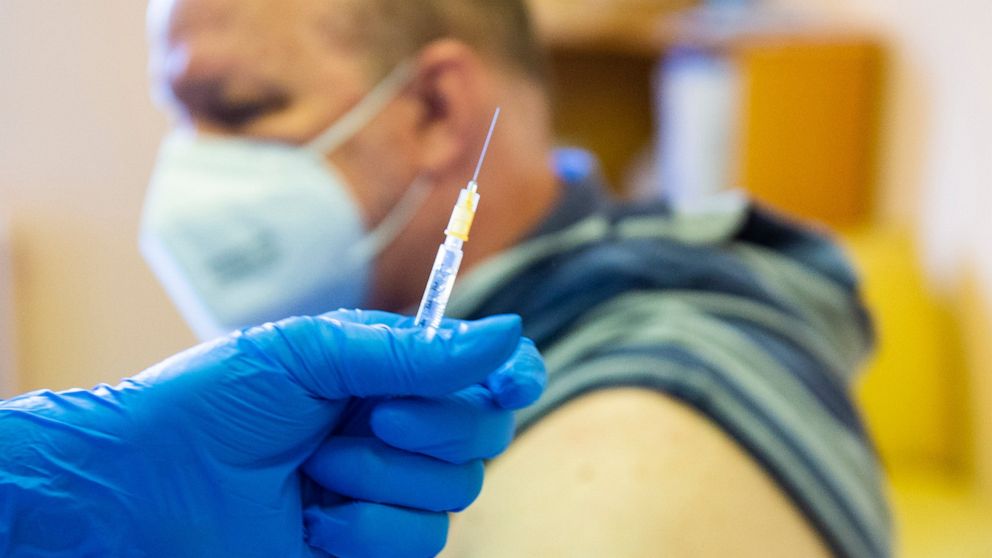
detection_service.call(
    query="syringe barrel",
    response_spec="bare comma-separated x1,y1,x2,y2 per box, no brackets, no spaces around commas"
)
414,238,464,331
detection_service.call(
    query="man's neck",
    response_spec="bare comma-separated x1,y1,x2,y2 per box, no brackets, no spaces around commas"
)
460,162,561,274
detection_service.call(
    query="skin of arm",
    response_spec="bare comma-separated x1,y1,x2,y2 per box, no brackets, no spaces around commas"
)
441,388,832,558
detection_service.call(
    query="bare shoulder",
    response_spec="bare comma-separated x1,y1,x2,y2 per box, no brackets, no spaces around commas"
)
442,389,831,558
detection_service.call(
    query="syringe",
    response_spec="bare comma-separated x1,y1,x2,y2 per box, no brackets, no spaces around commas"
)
414,108,501,336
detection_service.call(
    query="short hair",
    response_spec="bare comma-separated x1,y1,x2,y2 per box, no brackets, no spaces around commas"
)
338,0,548,87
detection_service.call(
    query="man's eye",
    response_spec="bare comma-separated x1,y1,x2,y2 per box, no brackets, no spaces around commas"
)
204,96,289,128
170,78,291,129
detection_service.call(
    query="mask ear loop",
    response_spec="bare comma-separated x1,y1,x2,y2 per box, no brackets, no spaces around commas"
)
346,175,432,262
308,61,416,154
309,60,423,264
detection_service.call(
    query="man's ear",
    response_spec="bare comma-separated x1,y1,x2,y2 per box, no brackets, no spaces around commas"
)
410,39,489,177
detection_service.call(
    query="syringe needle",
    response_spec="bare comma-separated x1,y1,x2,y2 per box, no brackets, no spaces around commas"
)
472,107,501,184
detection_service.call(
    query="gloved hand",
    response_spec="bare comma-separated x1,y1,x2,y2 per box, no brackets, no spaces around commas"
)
0,310,546,558
299,311,545,557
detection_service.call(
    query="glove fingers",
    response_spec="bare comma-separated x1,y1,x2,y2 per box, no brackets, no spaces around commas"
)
371,385,515,463
304,501,448,558
268,313,521,399
303,437,484,512
485,338,547,410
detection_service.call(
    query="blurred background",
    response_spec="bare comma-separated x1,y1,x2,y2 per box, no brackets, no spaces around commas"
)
0,0,989,555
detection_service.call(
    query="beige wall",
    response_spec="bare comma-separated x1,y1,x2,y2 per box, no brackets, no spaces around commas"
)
0,1,196,394
0,215,16,396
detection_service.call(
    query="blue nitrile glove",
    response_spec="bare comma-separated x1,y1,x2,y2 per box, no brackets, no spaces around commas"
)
298,312,546,557
0,310,545,558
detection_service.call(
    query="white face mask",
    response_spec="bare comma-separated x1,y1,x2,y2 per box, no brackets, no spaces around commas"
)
140,63,426,340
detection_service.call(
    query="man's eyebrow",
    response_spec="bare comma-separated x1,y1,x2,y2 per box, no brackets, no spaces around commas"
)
173,78,292,128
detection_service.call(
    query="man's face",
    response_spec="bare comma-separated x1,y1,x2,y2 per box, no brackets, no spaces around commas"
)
148,0,419,224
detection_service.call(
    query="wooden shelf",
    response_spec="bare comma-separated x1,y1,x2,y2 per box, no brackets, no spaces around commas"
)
531,0,697,54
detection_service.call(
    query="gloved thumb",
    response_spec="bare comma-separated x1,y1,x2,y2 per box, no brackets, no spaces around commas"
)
240,312,523,401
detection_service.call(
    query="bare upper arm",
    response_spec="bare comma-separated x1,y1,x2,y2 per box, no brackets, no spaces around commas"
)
441,388,831,558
